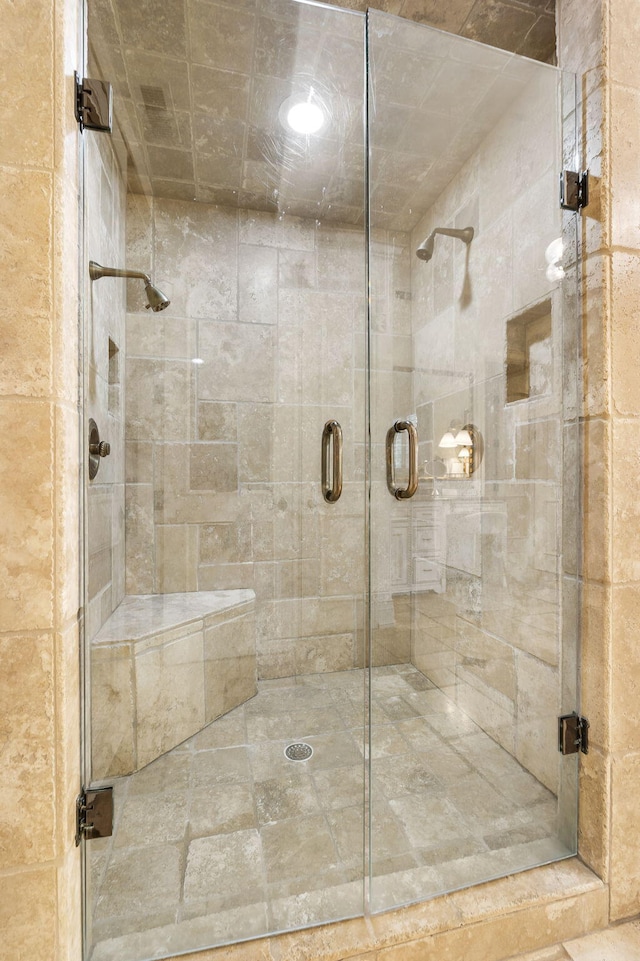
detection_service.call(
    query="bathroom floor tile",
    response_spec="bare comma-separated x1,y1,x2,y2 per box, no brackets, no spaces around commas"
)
183,830,264,902
113,792,188,848
563,921,640,960
90,664,564,959
260,814,339,883
93,842,183,920
188,783,257,837
504,920,640,961
255,773,321,823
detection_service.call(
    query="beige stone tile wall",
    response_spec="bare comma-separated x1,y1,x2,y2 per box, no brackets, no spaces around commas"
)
84,128,127,642
0,0,82,957
123,197,369,679
558,0,640,923
404,67,569,794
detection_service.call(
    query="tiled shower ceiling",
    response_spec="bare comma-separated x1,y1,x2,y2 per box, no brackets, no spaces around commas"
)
89,0,555,231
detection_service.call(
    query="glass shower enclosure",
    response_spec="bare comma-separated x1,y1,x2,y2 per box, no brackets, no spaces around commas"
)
80,0,581,957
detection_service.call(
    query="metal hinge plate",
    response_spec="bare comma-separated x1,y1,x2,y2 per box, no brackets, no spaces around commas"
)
558,713,590,755
560,170,589,211
75,72,112,133
75,787,113,845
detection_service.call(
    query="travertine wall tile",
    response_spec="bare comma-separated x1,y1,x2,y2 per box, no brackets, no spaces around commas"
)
0,167,53,395
0,399,54,632
0,1,54,169
609,751,640,920
609,84,640,250
91,644,136,778
136,632,206,767
580,582,611,752
515,653,559,791
55,404,81,625
0,632,56,867
577,746,609,880
557,0,603,74
56,622,81,850
155,525,199,593
124,197,370,680
125,484,155,594
607,0,640,84
611,253,640,416
582,417,610,584
1,864,57,959
611,418,640,582
57,843,83,961
610,585,640,753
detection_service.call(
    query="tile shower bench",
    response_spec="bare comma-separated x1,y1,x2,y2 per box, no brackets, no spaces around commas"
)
91,590,256,779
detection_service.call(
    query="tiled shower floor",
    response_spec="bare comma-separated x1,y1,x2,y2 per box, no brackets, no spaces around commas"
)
89,665,567,961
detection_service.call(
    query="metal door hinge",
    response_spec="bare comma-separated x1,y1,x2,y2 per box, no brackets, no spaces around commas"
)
560,170,589,211
75,72,112,133
558,713,589,755
75,787,113,845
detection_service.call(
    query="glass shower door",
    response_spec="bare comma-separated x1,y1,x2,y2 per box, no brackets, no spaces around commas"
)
367,11,580,911
81,0,368,957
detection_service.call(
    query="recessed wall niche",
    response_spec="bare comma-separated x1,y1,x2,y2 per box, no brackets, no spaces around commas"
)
506,298,552,404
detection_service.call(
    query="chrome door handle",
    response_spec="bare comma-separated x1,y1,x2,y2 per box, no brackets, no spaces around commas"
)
322,420,343,503
386,419,418,499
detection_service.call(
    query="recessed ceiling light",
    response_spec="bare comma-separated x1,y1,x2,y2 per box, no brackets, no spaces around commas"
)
286,101,324,134
279,93,326,135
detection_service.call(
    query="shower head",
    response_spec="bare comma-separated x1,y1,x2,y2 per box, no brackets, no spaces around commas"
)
416,234,435,262
416,226,474,262
143,281,171,312
89,261,171,312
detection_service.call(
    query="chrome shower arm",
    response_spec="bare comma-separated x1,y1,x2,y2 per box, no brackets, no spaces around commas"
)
89,261,151,285
430,227,474,244
415,226,474,262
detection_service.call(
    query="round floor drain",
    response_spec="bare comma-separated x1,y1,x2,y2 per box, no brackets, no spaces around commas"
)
284,742,313,761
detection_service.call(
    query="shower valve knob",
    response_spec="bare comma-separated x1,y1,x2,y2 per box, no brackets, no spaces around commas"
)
88,419,110,480
91,440,111,458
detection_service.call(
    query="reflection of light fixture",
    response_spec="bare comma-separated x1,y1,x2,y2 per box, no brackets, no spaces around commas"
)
545,237,564,282
454,428,473,446
438,430,458,448
279,91,325,135
458,446,471,477
437,422,484,477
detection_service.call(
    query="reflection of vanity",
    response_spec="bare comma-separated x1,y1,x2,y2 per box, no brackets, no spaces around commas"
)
391,500,445,594
390,478,504,595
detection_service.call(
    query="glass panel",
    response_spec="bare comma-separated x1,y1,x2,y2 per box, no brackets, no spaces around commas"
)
82,0,367,957
367,12,580,912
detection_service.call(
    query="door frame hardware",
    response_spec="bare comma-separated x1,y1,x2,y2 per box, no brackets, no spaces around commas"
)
558,713,589,755
386,420,419,500
75,72,113,132
321,420,343,503
560,170,589,211
75,787,113,845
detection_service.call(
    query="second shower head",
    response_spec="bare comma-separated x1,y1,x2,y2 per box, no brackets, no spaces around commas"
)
416,226,474,263
89,261,171,312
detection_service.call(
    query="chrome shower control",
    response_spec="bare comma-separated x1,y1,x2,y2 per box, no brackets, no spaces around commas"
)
88,418,110,480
